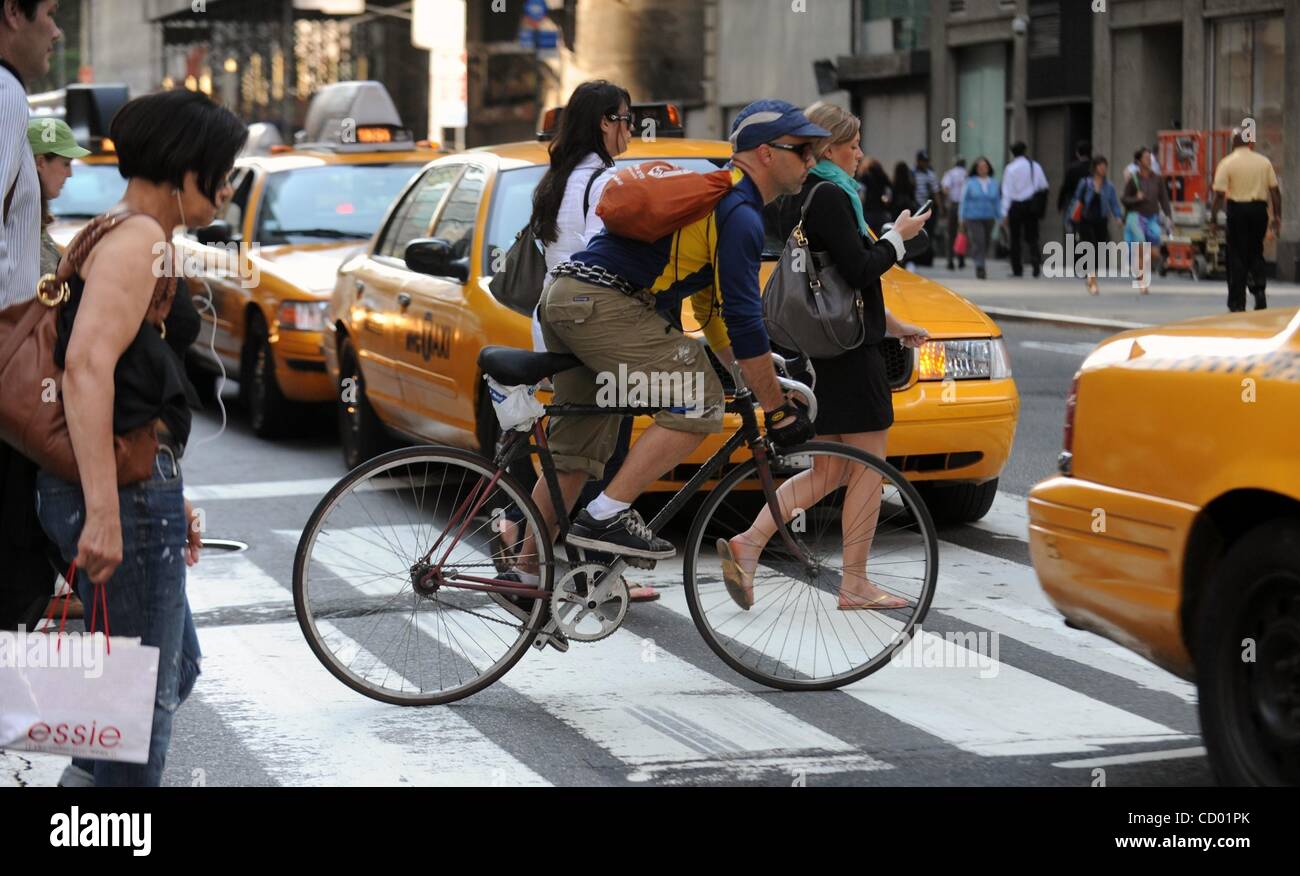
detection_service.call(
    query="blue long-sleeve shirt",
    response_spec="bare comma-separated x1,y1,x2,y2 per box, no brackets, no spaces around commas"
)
958,175,1002,221
572,167,770,359
1070,176,1123,221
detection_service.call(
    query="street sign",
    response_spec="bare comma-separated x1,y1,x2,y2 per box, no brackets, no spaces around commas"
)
523,0,548,25
535,29,558,50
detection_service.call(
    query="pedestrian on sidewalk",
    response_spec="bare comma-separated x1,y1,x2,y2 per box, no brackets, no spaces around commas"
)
35,89,247,787
891,161,917,269
1000,142,1050,278
941,156,967,270
857,158,892,235
1120,146,1171,294
1123,146,1160,185
958,156,1001,280
0,0,66,633
28,119,89,279
1209,128,1281,313
912,149,938,267
1058,140,1091,233
1067,155,1123,295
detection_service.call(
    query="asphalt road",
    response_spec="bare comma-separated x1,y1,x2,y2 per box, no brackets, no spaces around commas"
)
3,320,1215,788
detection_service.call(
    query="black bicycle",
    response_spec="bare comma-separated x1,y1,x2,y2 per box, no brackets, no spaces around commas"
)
294,346,938,705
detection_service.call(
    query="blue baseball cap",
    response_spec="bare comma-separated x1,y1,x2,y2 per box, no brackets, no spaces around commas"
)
729,100,830,153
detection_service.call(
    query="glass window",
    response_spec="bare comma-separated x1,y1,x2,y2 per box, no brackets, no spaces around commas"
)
1214,15,1285,173
47,161,127,220
430,164,487,262
253,162,425,246
377,164,462,259
862,0,930,54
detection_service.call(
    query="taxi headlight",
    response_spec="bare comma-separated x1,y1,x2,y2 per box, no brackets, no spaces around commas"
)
276,301,330,332
917,338,1012,380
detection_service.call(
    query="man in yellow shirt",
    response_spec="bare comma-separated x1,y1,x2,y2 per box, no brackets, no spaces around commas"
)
1210,129,1282,312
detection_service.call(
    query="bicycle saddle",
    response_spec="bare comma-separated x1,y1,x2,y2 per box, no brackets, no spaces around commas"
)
478,346,583,386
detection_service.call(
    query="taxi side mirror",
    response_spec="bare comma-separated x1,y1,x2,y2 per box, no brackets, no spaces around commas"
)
196,220,234,245
405,238,468,283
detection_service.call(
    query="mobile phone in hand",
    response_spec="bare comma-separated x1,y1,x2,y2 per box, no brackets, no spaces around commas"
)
916,199,933,216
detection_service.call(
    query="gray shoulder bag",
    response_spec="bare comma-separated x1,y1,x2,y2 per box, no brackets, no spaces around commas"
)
762,182,866,359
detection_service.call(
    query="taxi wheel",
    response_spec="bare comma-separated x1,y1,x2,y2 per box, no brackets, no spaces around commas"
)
241,314,296,439
918,478,999,525
338,337,386,470
1196,519,1300,787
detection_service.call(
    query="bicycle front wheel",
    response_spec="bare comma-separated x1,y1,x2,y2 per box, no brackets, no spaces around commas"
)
683,442,938,690
294,446,554,705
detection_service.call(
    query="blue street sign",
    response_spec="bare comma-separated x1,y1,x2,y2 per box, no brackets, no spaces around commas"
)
535,29,558,50
523,0,547,24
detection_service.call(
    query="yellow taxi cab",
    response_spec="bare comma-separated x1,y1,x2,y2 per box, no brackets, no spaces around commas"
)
178,82,438,436
37,84,130,249
1027,308,1300,785
324,105,1020,523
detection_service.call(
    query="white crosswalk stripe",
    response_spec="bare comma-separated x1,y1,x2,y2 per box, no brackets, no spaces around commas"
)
2,490,1203,786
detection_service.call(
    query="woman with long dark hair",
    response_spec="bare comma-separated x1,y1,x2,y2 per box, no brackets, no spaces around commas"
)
891,160,917,221
35,89,246,786
496,80,662,604
857,159,893,235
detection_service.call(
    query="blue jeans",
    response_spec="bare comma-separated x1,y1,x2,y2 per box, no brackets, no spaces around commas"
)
35,449,200,787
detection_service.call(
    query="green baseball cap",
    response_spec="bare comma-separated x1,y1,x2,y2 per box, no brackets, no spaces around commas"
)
27,117,92,159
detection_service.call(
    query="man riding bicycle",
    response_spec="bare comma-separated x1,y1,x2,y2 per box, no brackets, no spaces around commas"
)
506,100,918,585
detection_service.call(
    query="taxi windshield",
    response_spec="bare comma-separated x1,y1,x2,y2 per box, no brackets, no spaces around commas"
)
256,163,423,245
48,161,127,219
483,157,729,269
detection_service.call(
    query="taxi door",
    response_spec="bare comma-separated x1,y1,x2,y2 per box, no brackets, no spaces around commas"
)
189,167,258,375
394,163,487,443
353,163,462,431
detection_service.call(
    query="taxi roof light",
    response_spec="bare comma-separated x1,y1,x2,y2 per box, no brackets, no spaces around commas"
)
538,102,685,141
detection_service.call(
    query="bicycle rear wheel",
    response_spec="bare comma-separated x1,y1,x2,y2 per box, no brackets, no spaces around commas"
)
683,442,937,690
293,446,554,705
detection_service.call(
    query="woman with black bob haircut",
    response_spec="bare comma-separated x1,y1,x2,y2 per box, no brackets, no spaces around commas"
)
35,88,247,787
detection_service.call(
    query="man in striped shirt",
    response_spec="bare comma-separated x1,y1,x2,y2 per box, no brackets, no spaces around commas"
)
0,0,62,309
0,0,64,636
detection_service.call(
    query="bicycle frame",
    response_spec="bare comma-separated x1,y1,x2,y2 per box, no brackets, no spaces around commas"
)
413,382,816,603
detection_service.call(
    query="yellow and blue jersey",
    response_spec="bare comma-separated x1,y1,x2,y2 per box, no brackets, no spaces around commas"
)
572,167,771,359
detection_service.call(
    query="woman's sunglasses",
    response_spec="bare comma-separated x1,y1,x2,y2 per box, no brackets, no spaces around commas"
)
604,112,634,128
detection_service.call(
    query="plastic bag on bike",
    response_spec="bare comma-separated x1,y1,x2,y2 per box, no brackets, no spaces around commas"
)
485,375,546,432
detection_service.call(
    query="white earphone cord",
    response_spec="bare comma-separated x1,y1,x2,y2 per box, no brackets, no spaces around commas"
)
175,188,229,452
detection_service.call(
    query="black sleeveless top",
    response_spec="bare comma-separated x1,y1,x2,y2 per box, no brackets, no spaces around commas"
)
53,275,200,453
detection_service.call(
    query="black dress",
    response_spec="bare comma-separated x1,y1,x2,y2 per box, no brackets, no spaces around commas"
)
773,179,900,434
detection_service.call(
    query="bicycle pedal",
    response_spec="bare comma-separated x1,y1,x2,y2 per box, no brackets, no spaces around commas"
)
624,557,657,571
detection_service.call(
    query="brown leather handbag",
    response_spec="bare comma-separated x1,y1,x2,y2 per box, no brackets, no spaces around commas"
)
0,211,177,487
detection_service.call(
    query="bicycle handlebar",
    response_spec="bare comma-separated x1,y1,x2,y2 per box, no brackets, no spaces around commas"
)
776,375,818,422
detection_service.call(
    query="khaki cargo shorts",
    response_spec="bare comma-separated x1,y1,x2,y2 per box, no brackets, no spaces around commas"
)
538,275,725,479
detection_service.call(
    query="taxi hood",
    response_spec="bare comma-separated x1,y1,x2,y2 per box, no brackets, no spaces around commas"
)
755,260,1000,337
1082,306,1300,370
256,241,370,296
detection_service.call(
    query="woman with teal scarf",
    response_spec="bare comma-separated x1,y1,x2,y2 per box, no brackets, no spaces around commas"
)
721,103,932,613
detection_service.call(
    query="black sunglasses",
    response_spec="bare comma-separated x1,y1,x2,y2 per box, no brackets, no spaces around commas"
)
766,141,815,161
605,112,634,128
